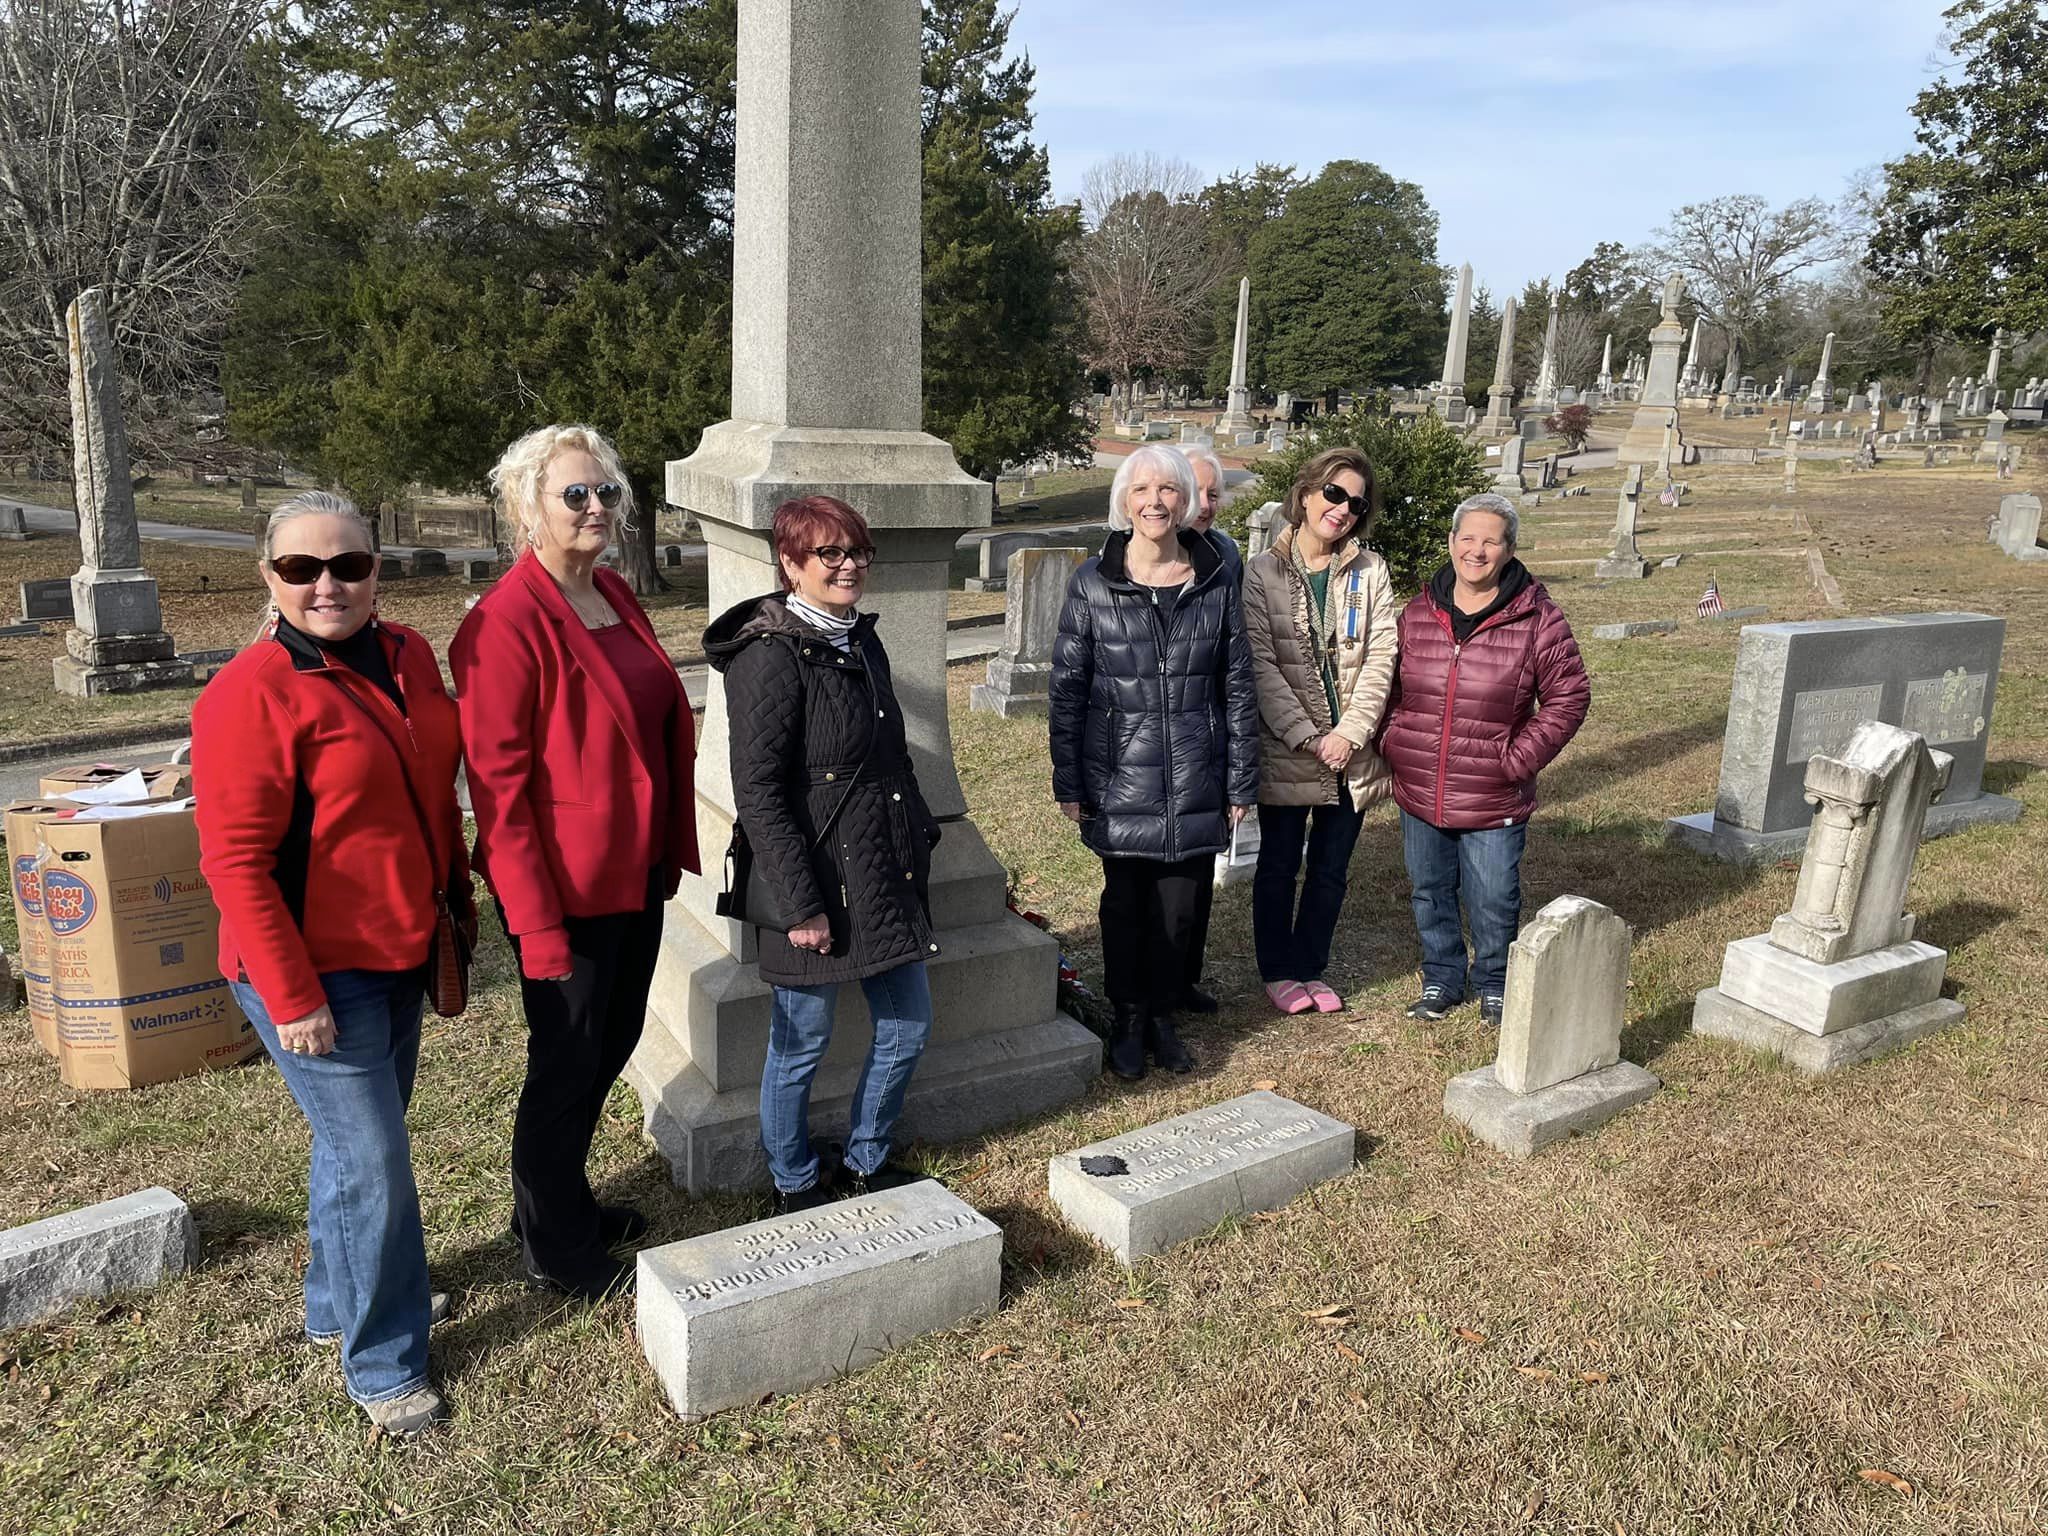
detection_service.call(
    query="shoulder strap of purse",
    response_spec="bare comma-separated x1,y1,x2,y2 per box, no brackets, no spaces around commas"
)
327,677,451,900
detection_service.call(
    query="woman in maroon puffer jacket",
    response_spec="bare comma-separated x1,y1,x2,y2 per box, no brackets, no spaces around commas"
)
1379,492,1590,1027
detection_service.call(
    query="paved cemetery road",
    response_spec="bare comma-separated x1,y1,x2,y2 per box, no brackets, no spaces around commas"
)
11,497,494,562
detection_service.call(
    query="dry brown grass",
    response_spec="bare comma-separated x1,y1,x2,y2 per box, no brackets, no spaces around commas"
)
1,451,2046,1533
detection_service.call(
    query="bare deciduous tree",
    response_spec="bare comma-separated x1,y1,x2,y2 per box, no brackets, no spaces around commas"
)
1642,193,1846,359
0,0,274,465
1074,152,1221,407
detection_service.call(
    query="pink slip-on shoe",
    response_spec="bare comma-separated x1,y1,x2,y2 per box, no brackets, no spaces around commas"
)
1264,980,1314,1015
1304,981,1343,1013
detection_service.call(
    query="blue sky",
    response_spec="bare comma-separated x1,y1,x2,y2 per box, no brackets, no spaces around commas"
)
1005,0,1955,296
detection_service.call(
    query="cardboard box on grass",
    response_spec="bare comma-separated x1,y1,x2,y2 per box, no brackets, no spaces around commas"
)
37,762,191,801
34,803,256,1091
5,800,73,1058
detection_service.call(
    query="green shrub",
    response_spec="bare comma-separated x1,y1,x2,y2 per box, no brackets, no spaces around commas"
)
1225,401,1487,593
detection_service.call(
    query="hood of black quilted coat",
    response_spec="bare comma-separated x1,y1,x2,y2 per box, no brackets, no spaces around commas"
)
704,592,876,672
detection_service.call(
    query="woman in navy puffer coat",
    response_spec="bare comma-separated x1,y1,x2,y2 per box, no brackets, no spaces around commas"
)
1379,492,1589,1027
1050,445,1258,1081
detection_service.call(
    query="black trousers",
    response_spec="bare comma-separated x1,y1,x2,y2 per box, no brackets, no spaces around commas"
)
1183,868,1214,995
503,875,665,1281
1099,854,1211,1011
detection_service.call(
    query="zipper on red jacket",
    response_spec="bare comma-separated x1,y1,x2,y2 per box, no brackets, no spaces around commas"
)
1426,596,1530,824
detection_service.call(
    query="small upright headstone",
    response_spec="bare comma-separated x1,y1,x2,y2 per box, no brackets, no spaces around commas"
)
1443,897,1659,1156
1049,1091,1355,1264
0,505,28,541
1493,435,1526,492
461,558,496,583
971,546,1086,717
1693,722,1966,1072
1595,464,1648,580
662,544,684,568
408,548,449,577
239,478,258,512
1990,493,2047,561
1245,501,1280,559
21,578,72,622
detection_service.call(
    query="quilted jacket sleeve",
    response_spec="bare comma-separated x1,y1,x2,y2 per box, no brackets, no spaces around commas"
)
450,606,571,980
725,636,824,925
1244,561,1319,753
1503,598,1592,784
1048,568,1094,804
1222,585,1260,806
1331,557,1399,751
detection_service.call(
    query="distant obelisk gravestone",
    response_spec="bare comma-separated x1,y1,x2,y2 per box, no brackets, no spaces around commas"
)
53,288,191,697
1216,276,1254,434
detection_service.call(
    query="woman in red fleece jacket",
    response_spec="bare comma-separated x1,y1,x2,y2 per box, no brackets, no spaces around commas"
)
451,424,697,1303
193,491,470,1440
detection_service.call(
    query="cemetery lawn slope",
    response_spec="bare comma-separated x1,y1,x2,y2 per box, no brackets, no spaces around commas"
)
1,456,2045,1532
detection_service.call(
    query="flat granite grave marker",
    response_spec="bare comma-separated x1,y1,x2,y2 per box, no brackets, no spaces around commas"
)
1667,614,2019,861
1693,721,1965,1072
0,1187,197,1332
1443,898,1658,1157
637,1181,999,1421
1049,1090,1354,1264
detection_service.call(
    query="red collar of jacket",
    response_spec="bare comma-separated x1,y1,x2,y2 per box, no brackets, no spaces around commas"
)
502,549,681,779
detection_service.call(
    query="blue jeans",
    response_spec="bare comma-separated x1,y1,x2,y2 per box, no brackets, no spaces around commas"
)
1252,789,1366,982
230,969,431,1405
760,960,933,1194
1399,811,1526,1001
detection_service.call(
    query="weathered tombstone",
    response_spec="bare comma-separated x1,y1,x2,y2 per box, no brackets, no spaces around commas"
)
1989,493,2048,560
637,1182,1000,1421
630,0,1098,1194
378,554,407,581
1666,615,2020,861
239,478,257,512
1692,723,1966,1072
461,558,496,583
1493,435,1526,491
52,289,191,696
1617,276,1690,466
970,546,1084,717
1481,298,1518,438
0,504,29,541
407,548,449,577
1245,501,1280,559
964,529,1049,593
1443,898,1659,1156
1049,1091,1355,1264
662,544,684,567
21,579,72,621
1976,409,2009,462
0,1188,197,1331
1595,464,1649,579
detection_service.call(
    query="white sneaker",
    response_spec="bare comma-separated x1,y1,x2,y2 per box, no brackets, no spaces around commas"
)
364,1385,449,1438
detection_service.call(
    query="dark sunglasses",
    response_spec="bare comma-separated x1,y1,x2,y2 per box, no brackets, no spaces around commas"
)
270,551,377,585
811,545,876,570
1318,483,1370,518
552,482,623,513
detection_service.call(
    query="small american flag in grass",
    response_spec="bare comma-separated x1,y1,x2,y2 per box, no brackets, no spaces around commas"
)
1697,579,1724,618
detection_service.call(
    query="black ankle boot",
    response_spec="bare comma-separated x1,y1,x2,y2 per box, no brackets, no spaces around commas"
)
1144,1009,1195,1074
1107,1003,1147,1081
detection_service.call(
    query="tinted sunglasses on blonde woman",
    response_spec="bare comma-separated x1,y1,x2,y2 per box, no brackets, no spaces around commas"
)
270,551,378,585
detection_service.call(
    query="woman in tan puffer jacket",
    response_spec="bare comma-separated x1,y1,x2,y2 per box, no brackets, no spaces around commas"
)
1242,446,1398,1016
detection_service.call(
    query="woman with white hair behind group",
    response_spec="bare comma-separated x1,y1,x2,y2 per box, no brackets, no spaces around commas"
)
1048,445,1259,1080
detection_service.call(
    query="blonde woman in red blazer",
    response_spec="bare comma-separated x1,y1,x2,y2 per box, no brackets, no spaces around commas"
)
450,424,698,1302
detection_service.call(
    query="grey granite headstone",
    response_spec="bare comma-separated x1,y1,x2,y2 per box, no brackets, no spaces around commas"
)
637,1181,999,1421
407,548,448,577
964,529,1051,593
20,579,70,622
462,558,496,583
1667,615,2019,861
1048,1091,1354,1264
0,1187,197,1331
971,546,1085,716
0,504,25,540
1990,493,2046,560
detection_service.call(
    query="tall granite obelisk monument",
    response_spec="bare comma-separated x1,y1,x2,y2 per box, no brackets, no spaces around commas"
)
1216,276,1255,434
629,0,1098,1193
1480,297,1518,438
53,289,191,697
1433,262,1472,423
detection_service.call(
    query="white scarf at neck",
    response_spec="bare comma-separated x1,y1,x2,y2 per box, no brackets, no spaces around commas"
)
786,592,859,649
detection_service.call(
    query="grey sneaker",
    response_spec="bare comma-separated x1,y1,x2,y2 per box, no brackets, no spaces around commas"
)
1405,985,1460,1021
1480,994,1505,1028
363,1385,449,1438
311,1290,449,1347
